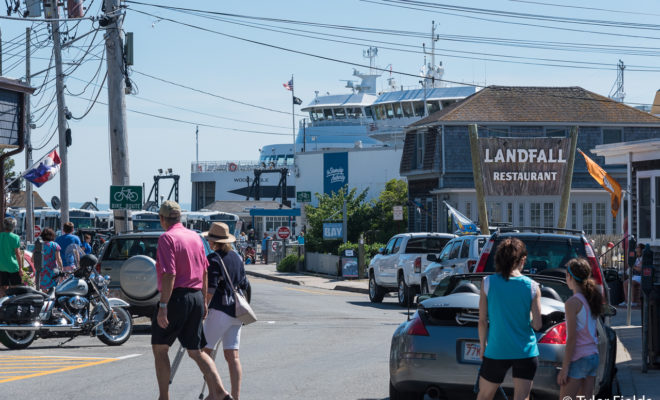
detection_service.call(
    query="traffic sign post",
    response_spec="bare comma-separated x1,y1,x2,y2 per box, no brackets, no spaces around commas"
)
393,205,403,221
34,225,41,239
277,226,291,240
110,185,143,210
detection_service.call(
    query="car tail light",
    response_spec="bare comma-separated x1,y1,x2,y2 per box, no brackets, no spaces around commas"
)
467,260,477,272
414,257,422,273
538,322,566,344
407,313,429,336
475,239,494,272
584,241,605,299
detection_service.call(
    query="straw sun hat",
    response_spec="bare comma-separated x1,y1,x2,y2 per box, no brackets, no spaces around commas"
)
202,222,236,244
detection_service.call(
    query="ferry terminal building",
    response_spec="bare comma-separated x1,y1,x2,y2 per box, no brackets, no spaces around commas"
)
400,86,660,235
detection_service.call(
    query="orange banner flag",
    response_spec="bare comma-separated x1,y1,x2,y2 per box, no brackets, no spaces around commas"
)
578,150,622,217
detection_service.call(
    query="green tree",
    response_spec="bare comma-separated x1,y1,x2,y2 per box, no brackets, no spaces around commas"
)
1,152,18,191
370,179,408,243
305,186,373,254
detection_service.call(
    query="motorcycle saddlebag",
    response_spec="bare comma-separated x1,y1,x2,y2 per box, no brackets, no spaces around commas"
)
0,293,45,323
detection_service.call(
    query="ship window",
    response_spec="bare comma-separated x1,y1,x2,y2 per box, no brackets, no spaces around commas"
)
286,155,294,165
402,102,414,117
323,108,333,120
375,105,386,120
441,100,455,108
412,101,425,117
364,107,372,118
393,102,403,118
346,108,356,119
309,111,316,121
276,155,286,165
385,103,394,119
427,101,440,114
354,107,363,117
334,108,346,119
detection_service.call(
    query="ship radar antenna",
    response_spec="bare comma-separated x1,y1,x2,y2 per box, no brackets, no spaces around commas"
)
363,46,378,74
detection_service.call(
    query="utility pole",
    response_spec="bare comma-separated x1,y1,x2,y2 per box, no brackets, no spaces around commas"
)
25,27,34,243
104,0,132,233
52,6,70,227
195,125,199,164
557,127,578,229
468,125,489,235
0,27,3,75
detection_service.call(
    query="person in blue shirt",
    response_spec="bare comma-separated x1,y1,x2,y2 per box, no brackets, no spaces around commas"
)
55,222,83,272
477,238,542,400
261,233,271,264
83,234,93,255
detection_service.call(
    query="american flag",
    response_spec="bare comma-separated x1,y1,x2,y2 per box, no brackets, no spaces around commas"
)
283,79,293,91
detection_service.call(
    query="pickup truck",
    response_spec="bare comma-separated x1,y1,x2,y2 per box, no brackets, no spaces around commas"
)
368,232,455,306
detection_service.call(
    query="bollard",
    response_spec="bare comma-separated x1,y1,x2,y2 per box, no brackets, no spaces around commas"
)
33,238,43,289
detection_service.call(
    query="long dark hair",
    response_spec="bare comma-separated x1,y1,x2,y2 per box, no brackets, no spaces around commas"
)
566,258,603,317
494,238,527,280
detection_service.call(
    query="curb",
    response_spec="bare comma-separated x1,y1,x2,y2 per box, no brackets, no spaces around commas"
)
246,270,302,286
333,285,369,295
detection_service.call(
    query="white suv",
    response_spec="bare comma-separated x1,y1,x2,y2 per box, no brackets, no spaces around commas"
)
368,232,455,306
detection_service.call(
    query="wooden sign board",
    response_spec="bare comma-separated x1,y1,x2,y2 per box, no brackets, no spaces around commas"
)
479,137,570,196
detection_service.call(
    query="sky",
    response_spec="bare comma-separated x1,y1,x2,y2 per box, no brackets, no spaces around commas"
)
1,0,659,209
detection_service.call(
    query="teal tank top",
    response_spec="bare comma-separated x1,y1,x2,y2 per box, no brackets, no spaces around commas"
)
483,274,539,359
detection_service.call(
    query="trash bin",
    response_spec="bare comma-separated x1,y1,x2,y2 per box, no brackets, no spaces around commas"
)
603,268,623,306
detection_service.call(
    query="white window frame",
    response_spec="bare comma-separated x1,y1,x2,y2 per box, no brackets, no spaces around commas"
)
416,132,425,169
637,171,660,245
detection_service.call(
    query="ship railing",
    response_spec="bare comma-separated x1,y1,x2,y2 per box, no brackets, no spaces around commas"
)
305,116,375,127
192,161,262,173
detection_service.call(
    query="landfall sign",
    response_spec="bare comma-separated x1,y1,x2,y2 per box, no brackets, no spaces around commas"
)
323,152,348,195
479,138,570,196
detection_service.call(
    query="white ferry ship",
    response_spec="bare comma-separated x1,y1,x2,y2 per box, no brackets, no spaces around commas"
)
190,47,479,210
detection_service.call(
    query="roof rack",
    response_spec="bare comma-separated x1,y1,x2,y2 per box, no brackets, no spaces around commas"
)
496,226,585,235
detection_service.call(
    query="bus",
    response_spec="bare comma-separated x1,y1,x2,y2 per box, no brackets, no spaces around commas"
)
182,211,241,237
132,211,161,232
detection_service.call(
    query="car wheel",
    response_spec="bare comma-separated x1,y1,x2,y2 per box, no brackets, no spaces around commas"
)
389,380,418,400
369,273,385,303
398,276,414,307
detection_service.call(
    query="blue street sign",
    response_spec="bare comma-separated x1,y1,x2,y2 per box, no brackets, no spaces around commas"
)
323,223,343,240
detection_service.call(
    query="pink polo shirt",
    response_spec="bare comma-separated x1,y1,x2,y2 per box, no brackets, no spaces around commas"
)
156,223,208,291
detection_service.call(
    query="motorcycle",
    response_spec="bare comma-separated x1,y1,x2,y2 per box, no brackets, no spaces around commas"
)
0,254,133,349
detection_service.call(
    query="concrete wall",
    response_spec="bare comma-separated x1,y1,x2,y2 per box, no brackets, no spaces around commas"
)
296,147,405,207
305,252,340,276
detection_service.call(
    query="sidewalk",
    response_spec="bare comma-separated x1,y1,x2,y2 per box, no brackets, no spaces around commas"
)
244,262,369,294
611,305,660,398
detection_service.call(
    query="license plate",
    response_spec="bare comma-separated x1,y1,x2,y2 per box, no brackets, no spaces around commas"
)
462,341,481,362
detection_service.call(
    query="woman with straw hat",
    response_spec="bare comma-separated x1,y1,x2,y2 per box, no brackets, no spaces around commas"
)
202,222,251,400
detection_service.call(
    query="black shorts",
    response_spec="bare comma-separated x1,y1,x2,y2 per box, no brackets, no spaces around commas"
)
151,288,205,350
0,271,22,286
480,356,538,383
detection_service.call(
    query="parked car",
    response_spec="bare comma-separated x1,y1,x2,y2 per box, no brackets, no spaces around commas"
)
421,234,489,294
474,227,609,304
97,231,215,316
369,232,455,306
389,273,617,400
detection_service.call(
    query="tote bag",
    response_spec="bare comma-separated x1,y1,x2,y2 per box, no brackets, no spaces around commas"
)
219,258,257,325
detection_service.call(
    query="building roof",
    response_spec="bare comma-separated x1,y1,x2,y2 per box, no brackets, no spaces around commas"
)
302,93,377,110
410,86,660,127
373,86,477,104
8,191,48,208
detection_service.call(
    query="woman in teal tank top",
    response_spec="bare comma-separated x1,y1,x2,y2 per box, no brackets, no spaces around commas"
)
477,238,542,400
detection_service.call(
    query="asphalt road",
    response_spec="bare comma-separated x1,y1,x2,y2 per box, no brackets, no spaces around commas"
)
0,278,409,400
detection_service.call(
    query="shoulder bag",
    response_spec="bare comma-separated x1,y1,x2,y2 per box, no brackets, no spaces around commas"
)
218,257,257,325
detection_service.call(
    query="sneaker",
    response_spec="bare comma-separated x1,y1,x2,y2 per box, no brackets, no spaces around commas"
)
632,302,640,307
618,302,627,307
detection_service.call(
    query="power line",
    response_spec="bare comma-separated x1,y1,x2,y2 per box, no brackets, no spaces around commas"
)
132,70,308,116
128,7,477,87
508,0,660,18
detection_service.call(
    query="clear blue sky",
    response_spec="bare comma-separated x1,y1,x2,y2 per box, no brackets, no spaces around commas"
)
2,0,659,208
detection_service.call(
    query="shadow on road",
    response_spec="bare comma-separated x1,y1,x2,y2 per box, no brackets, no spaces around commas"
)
347,300,412,313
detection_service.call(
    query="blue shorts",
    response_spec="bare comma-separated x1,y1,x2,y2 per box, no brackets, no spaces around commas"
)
568,353,599,379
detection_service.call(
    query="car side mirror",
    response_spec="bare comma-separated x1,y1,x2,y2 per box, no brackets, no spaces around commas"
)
603,305,617,317
427,254,438,262
417,294,431,303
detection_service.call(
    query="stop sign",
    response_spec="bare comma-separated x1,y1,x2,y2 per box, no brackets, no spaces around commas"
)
277,226,291,240
34,225,41,239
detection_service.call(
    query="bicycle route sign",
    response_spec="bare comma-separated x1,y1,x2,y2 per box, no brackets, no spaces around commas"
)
110,185,143,210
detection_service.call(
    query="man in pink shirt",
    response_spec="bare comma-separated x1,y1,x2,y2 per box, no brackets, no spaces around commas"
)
151,201,232,400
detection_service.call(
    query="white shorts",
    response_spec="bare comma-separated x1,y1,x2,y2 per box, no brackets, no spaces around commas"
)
203,308,242,350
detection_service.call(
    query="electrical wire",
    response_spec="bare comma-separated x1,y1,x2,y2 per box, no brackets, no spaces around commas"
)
508,0,660,18
70,72,107,120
